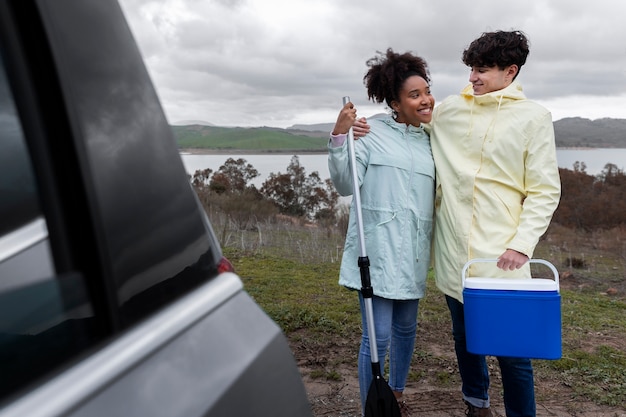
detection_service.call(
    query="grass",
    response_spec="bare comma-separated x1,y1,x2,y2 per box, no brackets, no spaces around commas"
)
529,286,626,406
543,346,626,406
561,291,626,335
228,249,360,335
221,221,626,408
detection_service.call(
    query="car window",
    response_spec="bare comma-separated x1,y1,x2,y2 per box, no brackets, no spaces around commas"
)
0,56,39,237
0,54,105,401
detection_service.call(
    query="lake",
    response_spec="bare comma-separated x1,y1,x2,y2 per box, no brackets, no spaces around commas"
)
181,148,626,187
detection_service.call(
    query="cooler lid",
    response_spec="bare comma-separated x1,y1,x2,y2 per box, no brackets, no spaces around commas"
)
463,277,558,291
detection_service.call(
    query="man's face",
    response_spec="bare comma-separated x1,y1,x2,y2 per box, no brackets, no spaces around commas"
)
468,65,516,95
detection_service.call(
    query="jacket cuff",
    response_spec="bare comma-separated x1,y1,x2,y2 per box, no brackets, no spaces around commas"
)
329,132,347,148
506,241,533,259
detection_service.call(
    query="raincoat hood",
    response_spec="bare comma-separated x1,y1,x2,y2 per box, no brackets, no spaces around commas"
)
460,81,527,139
460,80,526,102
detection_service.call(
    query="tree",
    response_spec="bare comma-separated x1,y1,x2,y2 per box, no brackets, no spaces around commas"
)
191,168,213,190
190,159,276,228
598,163,626,186
209,157,260,194
572,160,587,174
260,155,338,219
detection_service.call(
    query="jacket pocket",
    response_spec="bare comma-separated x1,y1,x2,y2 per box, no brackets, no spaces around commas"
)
415,217,433,263
361,208,397,264
369,154,410,171
491,188,523,226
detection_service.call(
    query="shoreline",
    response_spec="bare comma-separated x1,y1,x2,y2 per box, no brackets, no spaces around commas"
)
178,147,626,161
179,148,328,155
179,146,626,156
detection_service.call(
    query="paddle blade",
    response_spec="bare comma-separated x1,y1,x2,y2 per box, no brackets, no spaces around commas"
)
364,376,401,417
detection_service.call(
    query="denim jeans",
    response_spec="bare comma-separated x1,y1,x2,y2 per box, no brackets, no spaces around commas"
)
445,295,536,417
357,293,419,413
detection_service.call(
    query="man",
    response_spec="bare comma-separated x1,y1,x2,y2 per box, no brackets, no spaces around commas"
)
430,30,561,417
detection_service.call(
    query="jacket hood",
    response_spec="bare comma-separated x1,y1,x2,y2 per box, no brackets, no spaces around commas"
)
461,80,527,104
460,80,527,138
379,115,427,134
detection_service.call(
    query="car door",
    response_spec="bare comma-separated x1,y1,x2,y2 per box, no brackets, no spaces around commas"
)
0,0,312,415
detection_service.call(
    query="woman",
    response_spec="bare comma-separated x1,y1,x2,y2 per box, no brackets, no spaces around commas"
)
327,48,435,417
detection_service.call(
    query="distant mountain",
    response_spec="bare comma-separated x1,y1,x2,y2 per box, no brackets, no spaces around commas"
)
288,113,387,132
288,116,626,148
172,124,328,152
553,117,626,148
289,122,334,132
171,120,214,126
171,117,626,151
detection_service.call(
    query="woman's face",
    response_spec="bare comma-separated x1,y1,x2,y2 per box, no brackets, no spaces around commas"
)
392,75,435,127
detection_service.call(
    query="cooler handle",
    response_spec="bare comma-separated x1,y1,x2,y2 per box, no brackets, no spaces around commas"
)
462,258,559,292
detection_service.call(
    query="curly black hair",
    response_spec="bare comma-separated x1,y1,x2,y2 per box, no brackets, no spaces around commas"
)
462,30,530,78
363,48,430,109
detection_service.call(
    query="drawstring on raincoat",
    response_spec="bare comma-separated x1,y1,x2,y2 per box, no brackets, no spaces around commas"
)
483,94,504,142
467,94,505,142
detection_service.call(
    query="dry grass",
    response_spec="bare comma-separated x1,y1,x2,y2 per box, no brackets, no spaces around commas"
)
538,224,626,296
220,217,626,414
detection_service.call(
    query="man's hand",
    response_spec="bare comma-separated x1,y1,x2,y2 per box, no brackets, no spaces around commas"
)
497,249,529,271
352,117,370,138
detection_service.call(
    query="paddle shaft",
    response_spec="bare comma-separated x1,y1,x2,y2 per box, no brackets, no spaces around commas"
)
343,96,379,368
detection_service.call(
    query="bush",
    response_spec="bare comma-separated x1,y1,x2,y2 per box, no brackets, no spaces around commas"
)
554,164,626,231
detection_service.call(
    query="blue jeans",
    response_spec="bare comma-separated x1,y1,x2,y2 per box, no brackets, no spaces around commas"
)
357,293,419,413
445,295,536,417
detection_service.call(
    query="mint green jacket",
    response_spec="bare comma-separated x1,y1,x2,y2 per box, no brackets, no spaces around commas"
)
430,82,561,302
328,117,435,300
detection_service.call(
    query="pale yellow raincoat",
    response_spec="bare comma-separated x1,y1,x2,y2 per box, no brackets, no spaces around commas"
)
430,81,561,302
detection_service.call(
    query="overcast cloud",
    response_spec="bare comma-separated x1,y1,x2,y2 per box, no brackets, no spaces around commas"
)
117,0,626,128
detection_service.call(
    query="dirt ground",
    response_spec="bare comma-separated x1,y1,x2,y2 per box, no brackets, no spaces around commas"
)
297,345,626,417
292,274,626,417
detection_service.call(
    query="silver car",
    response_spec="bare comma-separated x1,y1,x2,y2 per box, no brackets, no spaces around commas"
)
0,0,312,415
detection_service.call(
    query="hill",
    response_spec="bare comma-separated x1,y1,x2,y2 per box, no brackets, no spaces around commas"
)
172,117,626,152
289,113,387,133
171,119,214,126
553,117,626,148
172,124,328,152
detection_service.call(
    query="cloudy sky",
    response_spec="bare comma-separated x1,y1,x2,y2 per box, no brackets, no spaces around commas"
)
117,0,626,128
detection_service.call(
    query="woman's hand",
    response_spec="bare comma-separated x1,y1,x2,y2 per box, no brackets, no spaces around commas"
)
331,103,371,139
331,102,358,135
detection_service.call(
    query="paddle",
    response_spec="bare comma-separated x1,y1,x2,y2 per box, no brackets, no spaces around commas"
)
343,96,401,417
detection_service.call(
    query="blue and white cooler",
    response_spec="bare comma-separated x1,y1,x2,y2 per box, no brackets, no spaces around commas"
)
462,259,562,360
